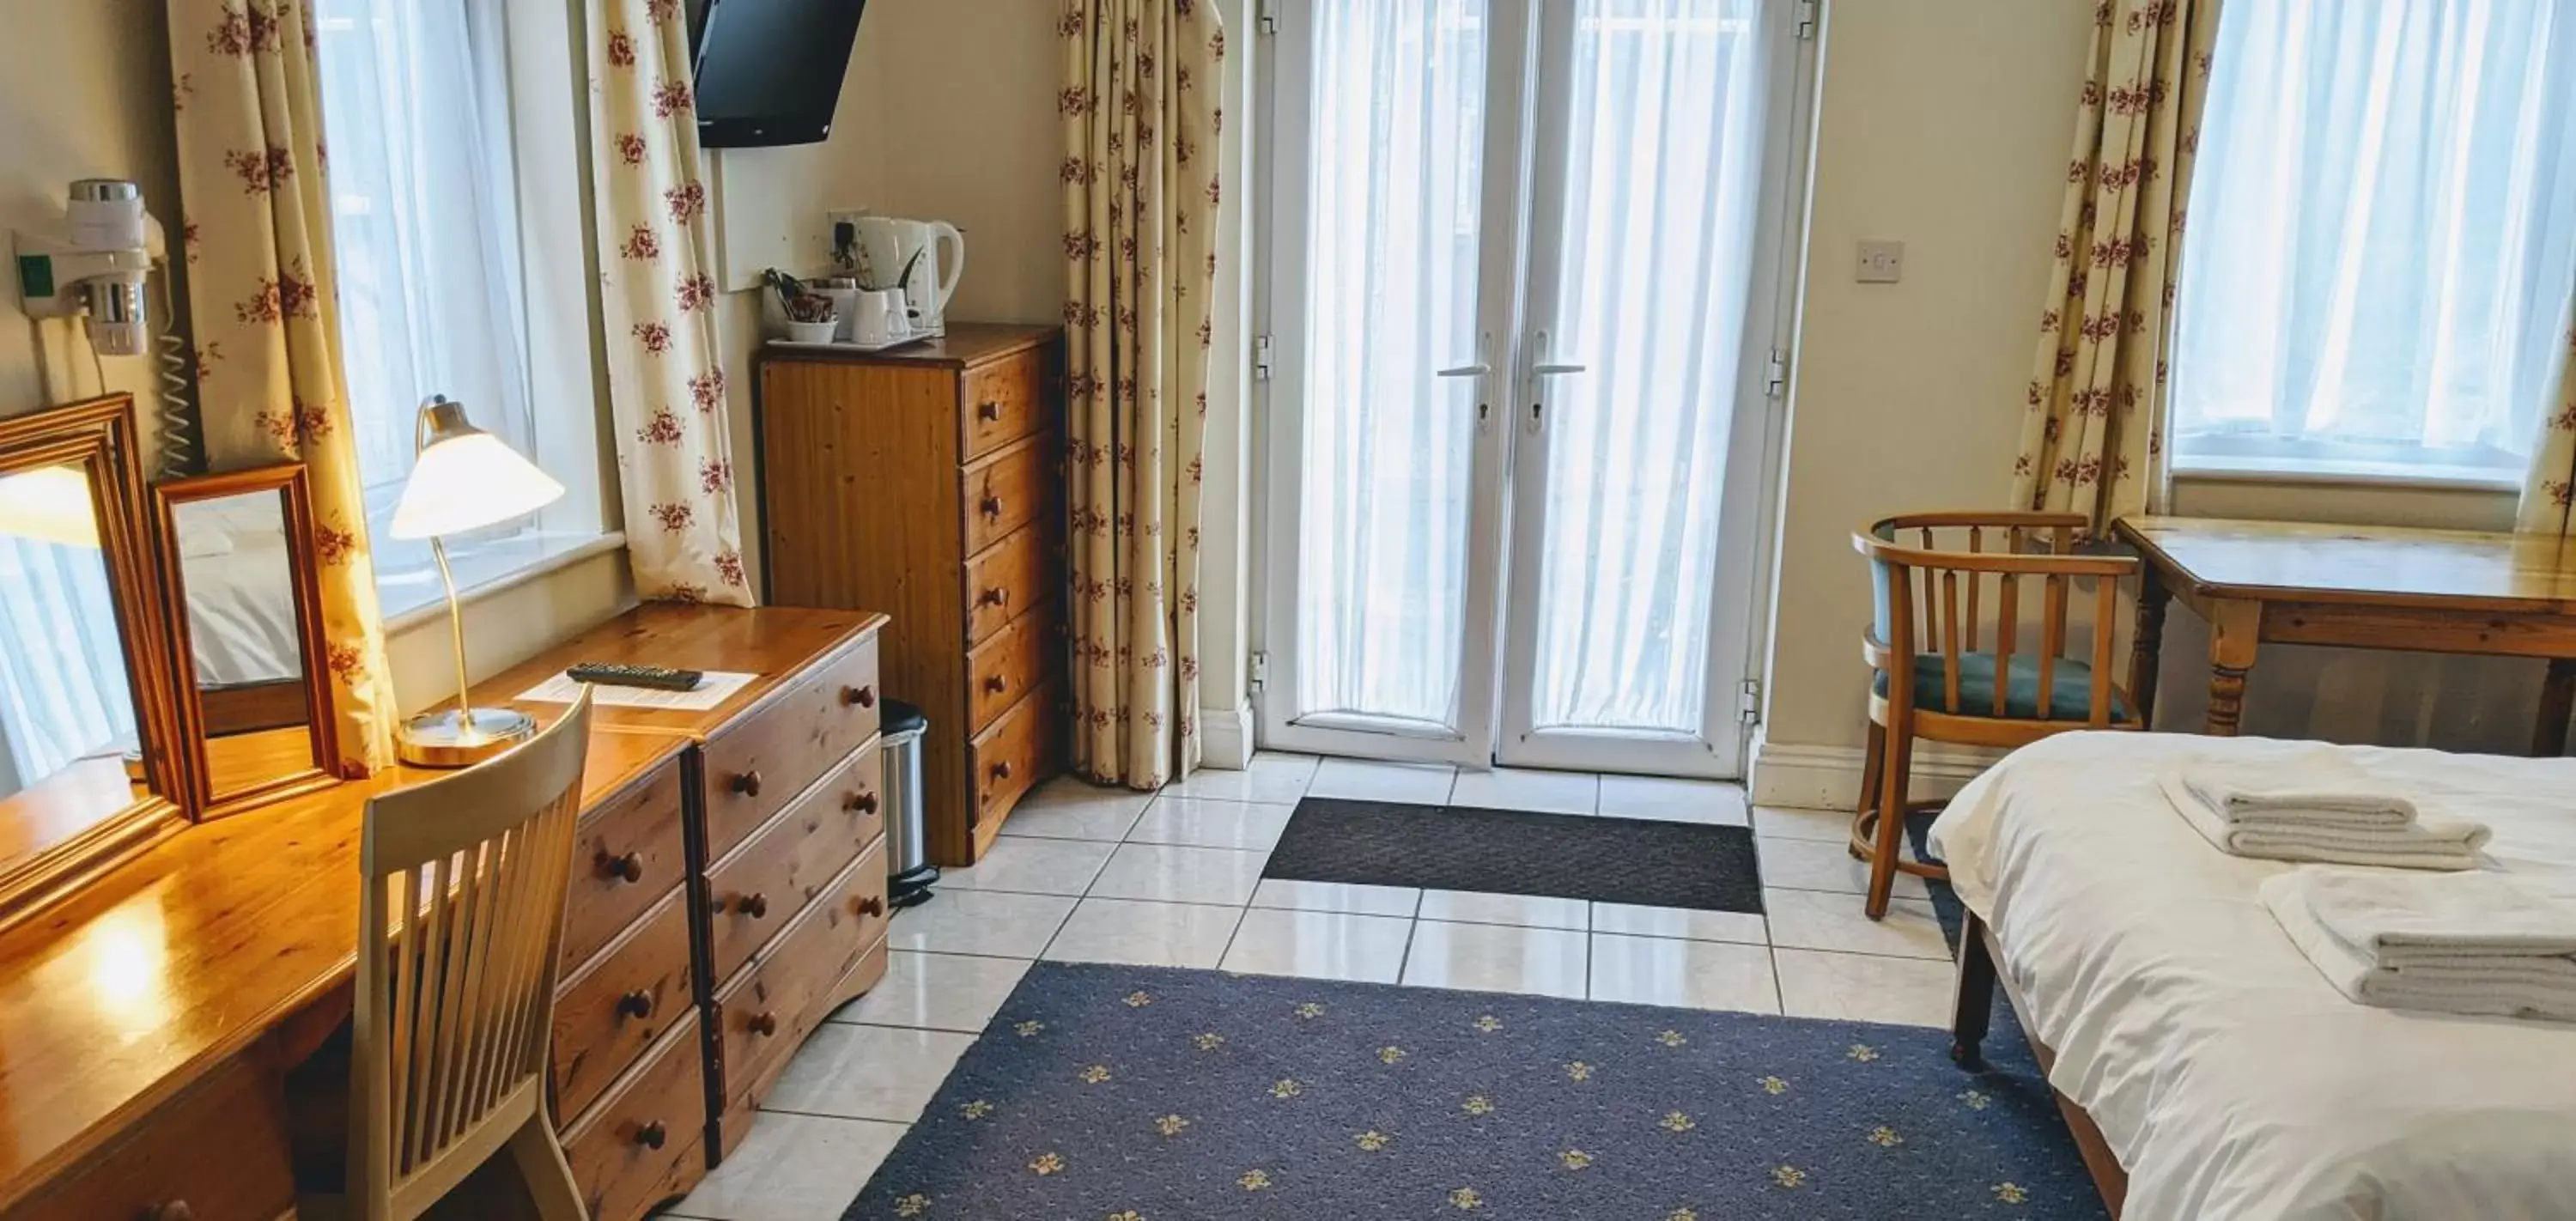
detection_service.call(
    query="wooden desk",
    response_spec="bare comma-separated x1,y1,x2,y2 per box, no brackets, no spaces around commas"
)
2117,515,2576,750
0,604,890,1220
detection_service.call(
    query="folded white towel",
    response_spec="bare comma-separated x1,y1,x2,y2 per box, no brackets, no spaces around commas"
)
2285,866,2576,961
2159,772,2490,871
2263,874,2576,1023
2169,751,2419,826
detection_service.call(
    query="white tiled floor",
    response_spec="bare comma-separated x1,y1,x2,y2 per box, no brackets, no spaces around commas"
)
668,753,1958,1219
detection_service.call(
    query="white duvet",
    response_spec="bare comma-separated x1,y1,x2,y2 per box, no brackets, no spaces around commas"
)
1930,732,2576,1221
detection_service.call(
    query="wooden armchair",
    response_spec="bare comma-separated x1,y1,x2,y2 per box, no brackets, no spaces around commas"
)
1850,512,2146,918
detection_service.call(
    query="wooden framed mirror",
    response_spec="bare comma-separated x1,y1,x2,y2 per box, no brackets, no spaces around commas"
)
0,392,185,922
155,464,340,818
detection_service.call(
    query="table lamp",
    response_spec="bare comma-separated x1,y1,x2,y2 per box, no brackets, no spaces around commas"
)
388,394,565,767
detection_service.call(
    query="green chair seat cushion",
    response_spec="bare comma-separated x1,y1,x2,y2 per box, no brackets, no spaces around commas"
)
1875,651,2129,721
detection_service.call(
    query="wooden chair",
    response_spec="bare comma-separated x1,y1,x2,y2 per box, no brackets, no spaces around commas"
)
1851,513,2145,919
295,689,595,1221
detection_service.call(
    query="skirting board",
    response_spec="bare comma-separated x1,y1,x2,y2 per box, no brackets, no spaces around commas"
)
1198,703,1255,770
1748,734,2006,812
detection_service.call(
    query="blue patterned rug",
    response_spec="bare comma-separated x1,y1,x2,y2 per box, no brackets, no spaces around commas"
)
842,951,2105,1219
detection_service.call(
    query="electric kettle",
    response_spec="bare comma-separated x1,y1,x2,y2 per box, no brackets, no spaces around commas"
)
846,216,965,337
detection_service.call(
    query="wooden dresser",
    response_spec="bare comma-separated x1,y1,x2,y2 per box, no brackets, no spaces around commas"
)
0,604,890,1221
756,323,1069,866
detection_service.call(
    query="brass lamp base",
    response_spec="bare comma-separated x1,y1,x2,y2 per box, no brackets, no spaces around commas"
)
398,707,539,768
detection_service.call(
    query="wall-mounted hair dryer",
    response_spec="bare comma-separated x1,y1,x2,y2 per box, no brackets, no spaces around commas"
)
13,179,165,357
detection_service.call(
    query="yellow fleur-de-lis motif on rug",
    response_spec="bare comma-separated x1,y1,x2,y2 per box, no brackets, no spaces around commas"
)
1959,1089,1990,1110
1473,1015,1504,1033
1030,1152,1066,1175
1659,1110,1696,1133
1107,1212,1143,1221
1771,1164,1808,1189
1194,1032,1225,1051
1016,1020,1045,1037
1238,1169,1273,1191
1378,1045,1406,1065
1759,1076,1789,1095
1558,1149,1594,1171
1564,1060,1594,1082
1296,1001,1327,1018
1868,1126,1904,1147
959,1099,994,1120
1449,1187,1485,1210
1079,1064,1113,1084
893,1194,931,1218
1461,1094,1496,1116
1665,1209,1698,1221
1154,1114,1191,1137
1994,1182,2029,1205
1847,1043,1880,1062
1355,1129,1392,1151
1656,1030,1687,1048
1270,1078,1303,1099
1123,990,1153,1007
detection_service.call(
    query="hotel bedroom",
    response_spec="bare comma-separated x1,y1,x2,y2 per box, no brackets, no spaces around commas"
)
0,1,2570,1219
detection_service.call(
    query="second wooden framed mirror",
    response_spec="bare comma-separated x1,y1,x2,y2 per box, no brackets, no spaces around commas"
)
154,464,340,818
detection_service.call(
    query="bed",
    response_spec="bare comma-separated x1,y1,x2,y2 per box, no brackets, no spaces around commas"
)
1931,732,2576,1220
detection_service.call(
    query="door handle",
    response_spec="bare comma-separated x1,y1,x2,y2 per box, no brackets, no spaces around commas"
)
1534,362,1587,376
1435,362,1489,378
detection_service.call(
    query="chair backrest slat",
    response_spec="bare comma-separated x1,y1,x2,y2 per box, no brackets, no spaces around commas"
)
355,689,593,1215
2090,574,2119,726
1964,526,1983,652
2037,574,2066,719
1940,569,1963,712
1994,571,2019,718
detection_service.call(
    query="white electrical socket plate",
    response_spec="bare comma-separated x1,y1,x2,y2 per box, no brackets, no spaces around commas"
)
1856,239,1905,283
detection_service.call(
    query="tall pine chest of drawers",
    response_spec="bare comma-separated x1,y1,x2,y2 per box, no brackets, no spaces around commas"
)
754,323,1068,866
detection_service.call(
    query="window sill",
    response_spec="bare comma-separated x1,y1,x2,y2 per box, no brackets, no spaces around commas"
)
2172,461,2521,495
383,532,626,634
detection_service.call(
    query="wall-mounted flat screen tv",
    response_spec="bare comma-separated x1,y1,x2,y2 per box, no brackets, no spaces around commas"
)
690,0,867,148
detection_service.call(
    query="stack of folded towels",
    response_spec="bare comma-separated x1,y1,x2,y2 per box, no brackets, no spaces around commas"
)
2261,867,2576,1023
2158,752,2492,871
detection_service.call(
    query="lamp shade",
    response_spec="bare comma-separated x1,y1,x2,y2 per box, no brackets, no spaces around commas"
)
388,396,565,540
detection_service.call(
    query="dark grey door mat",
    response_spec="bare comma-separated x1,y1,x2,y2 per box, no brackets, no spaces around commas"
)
1261,798,1764,914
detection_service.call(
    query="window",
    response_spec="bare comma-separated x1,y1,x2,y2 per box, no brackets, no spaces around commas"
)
313,0,606,613
2171,0,2576,486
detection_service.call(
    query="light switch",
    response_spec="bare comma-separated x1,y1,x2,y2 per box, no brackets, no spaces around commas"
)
1856,239,1905,283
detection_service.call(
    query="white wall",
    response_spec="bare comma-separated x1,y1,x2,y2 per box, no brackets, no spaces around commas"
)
1754,0,2546,807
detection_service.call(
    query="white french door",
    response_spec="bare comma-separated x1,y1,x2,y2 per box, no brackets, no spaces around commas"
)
1258,0,1802,778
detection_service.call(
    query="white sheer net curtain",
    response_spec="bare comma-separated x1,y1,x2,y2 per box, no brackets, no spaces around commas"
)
313,0,538,592
1528,0,1766,735
1294,0,1490,731
0,538,135,795
2172,0,2576,482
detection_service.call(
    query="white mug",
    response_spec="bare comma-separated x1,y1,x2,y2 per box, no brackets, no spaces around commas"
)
849,288,912,345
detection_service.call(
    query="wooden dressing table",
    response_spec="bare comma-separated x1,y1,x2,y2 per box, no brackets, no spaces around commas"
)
2117,515,2576,750
0,604,890,1221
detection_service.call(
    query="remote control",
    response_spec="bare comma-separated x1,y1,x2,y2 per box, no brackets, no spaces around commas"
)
566,662,704,692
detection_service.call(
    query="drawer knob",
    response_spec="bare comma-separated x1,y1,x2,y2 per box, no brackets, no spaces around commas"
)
980,495,1005,518
617,989,655,1021
978,586,1011,608
635,1120,668,1151
841,683,876,708
599,851,645,884
847,791,881,815
731,770,762,797
983,675,1008,695
748,1010,779,1037
977,400,1004,422
856,895,887,918
991,761,1014,781
736,892,771,919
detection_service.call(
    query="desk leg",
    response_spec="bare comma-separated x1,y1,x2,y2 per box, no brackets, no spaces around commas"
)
2128,567,2170,727
2203,598,2260,737
2536,659,2576,757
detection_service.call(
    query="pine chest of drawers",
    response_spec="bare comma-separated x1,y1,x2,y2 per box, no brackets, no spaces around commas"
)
755,323,1070,866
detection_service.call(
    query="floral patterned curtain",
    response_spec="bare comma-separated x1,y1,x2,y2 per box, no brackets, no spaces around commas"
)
170,0,398,775
588,0,751,604
2518,323,2576,534
2010,0,2223,532
1061,0,1224,788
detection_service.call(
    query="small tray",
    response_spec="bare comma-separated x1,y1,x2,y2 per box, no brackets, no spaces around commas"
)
764,332,935,355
